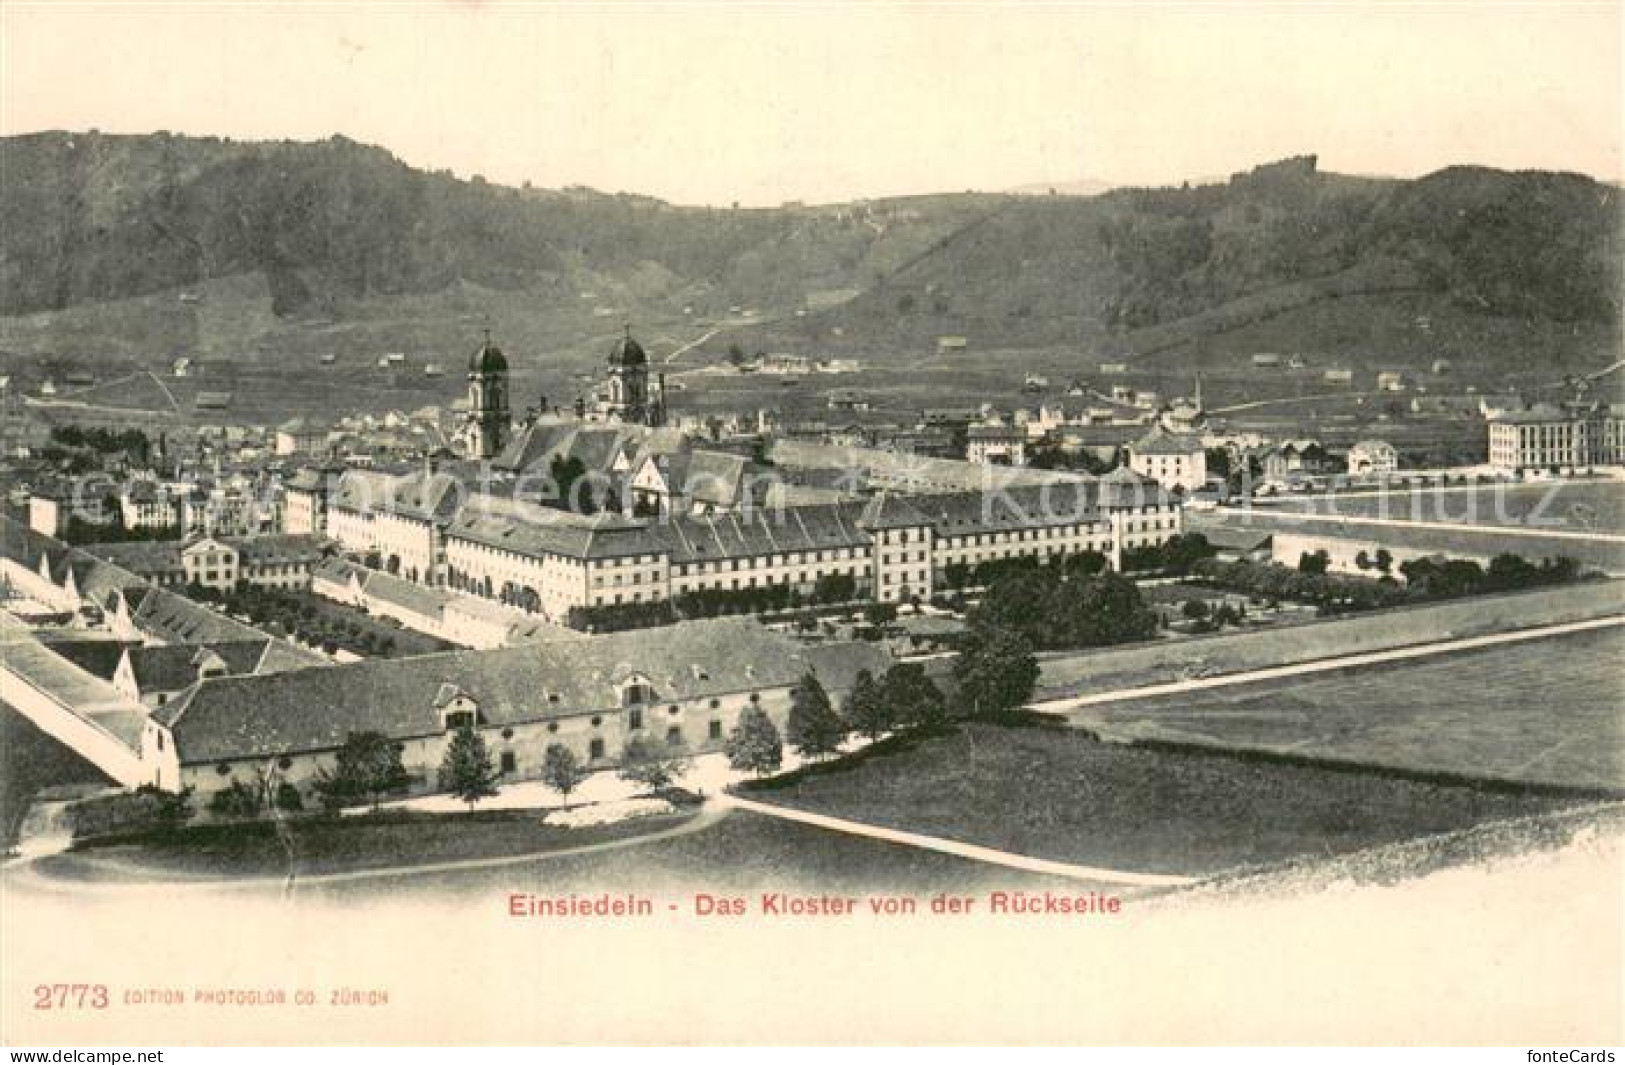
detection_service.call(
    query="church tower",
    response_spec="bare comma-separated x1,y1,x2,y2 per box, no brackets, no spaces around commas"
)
465,331,511,459
602,327,666,427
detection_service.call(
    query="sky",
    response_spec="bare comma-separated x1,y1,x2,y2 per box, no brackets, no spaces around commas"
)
3,2,1620,205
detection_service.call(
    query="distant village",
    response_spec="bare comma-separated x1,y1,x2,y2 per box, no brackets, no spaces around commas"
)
2,328,1621,826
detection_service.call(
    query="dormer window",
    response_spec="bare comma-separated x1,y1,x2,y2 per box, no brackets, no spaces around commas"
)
434,683,479,731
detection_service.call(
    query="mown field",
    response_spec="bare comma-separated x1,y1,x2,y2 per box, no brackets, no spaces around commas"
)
1266,480,1625,534
744,723,1575,877
1062,625,1625,790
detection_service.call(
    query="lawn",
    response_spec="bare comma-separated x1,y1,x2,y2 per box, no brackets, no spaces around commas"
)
1062,625,1625,792
226,587,456,658
41,806,701,881
744,723,1575,877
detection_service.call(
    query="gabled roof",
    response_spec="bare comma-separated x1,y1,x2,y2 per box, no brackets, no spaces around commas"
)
157,619,890,764
123,641,267,693
1131,428,1204,456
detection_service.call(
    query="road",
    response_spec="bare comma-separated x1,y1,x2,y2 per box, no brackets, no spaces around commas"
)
1,805,732,899
716,793,1195,888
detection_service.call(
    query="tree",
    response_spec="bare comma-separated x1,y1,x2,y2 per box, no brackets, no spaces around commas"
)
842,669,892,740
619,736,692,793
437,727,501,810
1297,549,1331,576
785,672,847,760
314,731,410,811
541,744,588,809
953,626,1040,718
725,705,783,777
1373,548,1394,575
879,662,947,732
1181,598,1211,620
206,780,264,819
864,601,899,627
1354,550,1372,571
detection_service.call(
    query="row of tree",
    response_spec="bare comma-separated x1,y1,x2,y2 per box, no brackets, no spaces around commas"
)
1191,549,1585,614
564,573,868,633
724,664,951,776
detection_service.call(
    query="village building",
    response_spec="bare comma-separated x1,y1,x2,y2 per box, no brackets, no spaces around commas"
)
282,465,346,536
82,534,327,594
1347,439,1400,477
1128,428,1208,493
965,423,1028,466
273,417,335,457
118,479,181,530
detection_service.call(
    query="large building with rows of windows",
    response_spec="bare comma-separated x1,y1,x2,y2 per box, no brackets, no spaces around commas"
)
438,468,1181,617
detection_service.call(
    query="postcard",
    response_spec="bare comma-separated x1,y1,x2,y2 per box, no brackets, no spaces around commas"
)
1,1,1621,1048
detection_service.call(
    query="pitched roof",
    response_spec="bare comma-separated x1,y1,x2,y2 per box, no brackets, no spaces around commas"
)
1131,428,1205,456
158,619,890,764
124,641,266,693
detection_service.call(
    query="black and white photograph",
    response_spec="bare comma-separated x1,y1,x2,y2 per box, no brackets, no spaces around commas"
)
0,0,1621,1049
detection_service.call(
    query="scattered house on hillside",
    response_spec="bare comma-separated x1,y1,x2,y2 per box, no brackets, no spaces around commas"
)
1251,353,1281,368
827,389,872,412
1376,371,1407,392
194,391,232,412
936,336,968,355
1099,362,1128,375
922,407,980,426
1324,368,1354,385
172,357,193,378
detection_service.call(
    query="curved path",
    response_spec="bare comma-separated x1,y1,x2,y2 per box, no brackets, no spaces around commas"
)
2,805,731,899
716,793,1197,888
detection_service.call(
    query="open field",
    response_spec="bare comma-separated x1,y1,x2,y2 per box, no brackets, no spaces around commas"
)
743,723,1573,877
1035,580,1625,701
1058,625,1625,791
1193,509,1625,573
1263,480,1625,534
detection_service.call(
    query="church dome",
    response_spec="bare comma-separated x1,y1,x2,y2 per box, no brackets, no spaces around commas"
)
609,330,647,368
469,336,507,374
